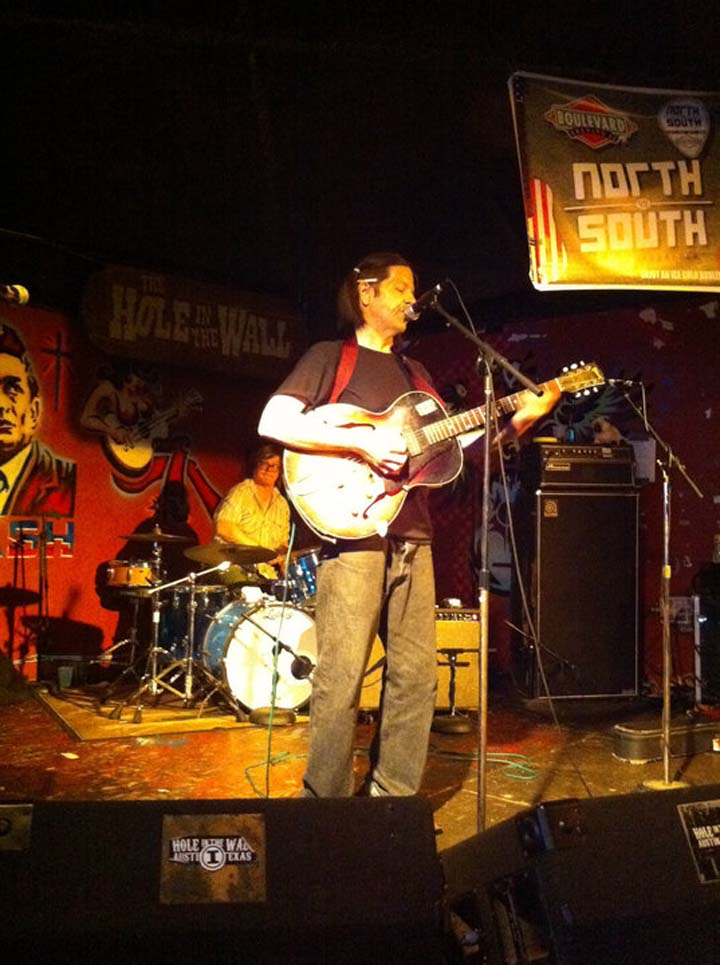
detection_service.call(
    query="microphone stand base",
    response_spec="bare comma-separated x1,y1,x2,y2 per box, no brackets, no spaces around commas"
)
431,712,474,734
249,706,296,727
642,777,690,791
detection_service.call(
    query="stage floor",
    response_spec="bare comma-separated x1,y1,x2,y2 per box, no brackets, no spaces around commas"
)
2,673,720,850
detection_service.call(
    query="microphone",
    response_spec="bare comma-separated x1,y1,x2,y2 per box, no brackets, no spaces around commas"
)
607,378,641,387
290,654,314,680
0,284,30,306
404,283,443,321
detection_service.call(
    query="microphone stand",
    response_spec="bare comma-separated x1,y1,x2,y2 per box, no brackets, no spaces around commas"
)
431,297,542,832
619,389,703,789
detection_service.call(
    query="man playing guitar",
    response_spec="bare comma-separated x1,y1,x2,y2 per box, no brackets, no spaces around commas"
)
258,252,560,800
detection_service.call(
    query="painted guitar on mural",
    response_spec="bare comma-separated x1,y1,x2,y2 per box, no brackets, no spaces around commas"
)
102,389,203,476
283,363,604,541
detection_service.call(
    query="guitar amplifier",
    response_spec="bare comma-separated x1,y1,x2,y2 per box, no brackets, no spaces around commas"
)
360,608,482,710
518,442,636,489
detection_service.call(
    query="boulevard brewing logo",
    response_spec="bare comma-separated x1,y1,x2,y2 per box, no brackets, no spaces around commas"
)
168,834,258,871
544,95,638,149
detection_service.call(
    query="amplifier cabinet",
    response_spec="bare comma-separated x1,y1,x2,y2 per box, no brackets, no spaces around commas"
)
511,488,639,698
360,609,481,710
695,564,720,705
518,442,636,489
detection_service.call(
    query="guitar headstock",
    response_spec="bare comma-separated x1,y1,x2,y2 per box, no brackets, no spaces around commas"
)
558,361,605,397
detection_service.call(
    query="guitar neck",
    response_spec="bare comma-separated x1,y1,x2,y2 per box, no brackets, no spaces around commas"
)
425,377,561,444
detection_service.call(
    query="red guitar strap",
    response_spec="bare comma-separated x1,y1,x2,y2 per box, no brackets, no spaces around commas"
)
328,338,359,404
328,337,443,405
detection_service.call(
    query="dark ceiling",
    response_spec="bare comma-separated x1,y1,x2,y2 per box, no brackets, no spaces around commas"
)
2,2,718,338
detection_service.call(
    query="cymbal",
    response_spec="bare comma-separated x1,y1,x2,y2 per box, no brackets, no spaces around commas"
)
184,542,275,566
119,526,194,544
0,585,40,607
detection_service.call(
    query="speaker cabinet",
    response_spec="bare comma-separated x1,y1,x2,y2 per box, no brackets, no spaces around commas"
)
360,610,481,710
695,564,720,705
1,796,444,963
511,488,639,698
442,784,720,964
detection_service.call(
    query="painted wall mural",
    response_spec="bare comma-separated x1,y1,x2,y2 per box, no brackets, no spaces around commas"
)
0,301,280,681
2,292,718,695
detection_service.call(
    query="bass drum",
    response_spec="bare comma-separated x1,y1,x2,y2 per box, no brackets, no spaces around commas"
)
203,601,317,712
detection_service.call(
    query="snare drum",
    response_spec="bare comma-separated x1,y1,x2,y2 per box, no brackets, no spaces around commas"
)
285,550,320,604
106,559,154,588
202,601,317,711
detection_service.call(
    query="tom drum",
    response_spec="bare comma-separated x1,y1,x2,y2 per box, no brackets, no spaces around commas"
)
106,559,154,588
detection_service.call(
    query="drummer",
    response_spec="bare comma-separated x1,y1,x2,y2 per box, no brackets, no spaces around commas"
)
212,443,290,585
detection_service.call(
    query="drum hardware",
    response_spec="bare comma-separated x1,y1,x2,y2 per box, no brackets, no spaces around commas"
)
108,562,246,723
431,647,477,734
93,590,143,682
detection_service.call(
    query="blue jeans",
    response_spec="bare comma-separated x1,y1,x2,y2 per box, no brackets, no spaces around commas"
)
302,540,437,797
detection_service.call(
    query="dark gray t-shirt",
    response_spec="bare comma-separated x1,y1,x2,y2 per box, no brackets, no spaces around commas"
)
274,340,435,544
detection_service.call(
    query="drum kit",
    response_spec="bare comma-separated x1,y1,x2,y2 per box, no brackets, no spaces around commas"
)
100,526,321,725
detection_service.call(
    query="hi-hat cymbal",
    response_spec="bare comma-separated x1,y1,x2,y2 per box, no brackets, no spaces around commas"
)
184,542,275,566
119,526,194,544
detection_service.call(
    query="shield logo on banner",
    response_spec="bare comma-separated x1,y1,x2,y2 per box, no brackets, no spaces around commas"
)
658,97,711,159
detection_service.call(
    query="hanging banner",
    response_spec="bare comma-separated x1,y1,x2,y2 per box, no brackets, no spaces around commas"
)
509,72,720,291
81,265,307,379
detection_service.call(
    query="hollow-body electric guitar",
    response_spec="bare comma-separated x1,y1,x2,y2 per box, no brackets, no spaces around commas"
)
282,362,604,541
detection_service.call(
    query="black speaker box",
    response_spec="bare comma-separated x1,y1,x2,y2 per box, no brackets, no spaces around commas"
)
0,796,444,964
442,784,720,964
511,487,639,698
695,563,720,705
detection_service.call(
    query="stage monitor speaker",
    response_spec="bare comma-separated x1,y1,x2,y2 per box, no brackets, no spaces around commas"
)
442,784,720,964
511,488,639,698
1,796,444,964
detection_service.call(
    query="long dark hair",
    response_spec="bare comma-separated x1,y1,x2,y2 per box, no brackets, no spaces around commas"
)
336,252,413,334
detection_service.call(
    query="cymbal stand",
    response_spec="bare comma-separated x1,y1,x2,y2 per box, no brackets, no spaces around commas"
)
184,577,248,722
108,563,225,722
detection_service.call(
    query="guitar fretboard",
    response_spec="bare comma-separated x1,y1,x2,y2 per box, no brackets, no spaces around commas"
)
411,378,562,449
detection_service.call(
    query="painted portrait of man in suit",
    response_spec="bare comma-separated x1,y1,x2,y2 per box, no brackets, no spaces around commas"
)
0,323,76,516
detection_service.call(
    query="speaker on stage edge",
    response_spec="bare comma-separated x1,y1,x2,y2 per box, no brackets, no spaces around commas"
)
442,783,720,964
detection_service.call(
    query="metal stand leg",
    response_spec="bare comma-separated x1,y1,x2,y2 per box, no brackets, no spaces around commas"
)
432,647,474,733
95,597,145,705
108,593,179,722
